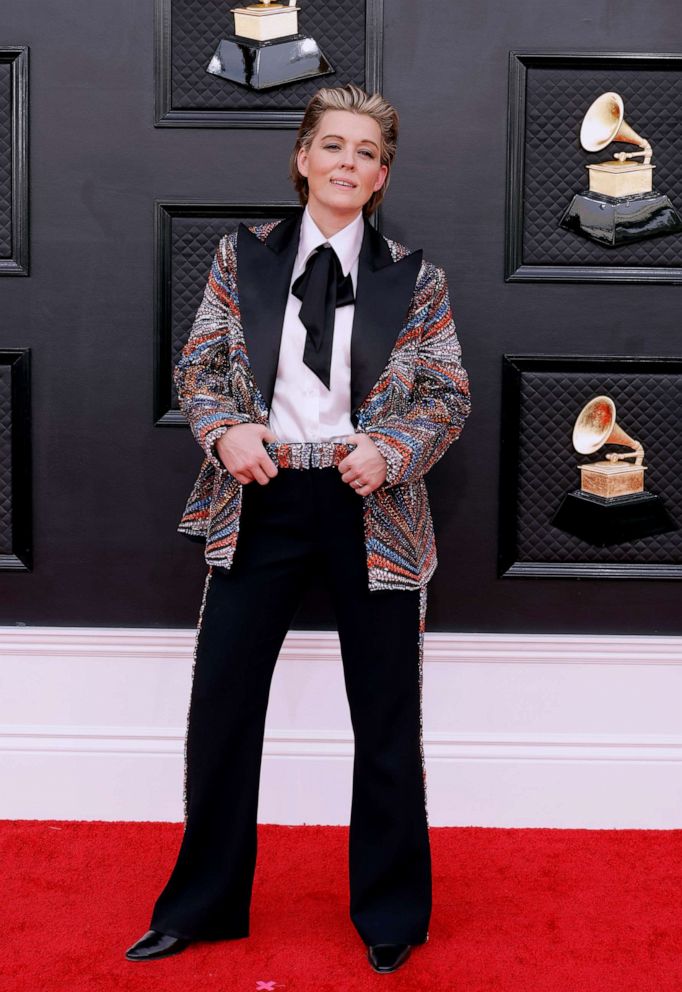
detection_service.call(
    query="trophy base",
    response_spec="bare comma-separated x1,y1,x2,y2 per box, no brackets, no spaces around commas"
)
559,189,682,247
586,161,653,197
551,490,677,547
207,33,334,90
579,461,645,499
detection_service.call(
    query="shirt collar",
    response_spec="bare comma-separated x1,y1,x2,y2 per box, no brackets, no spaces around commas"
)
298,204,365,277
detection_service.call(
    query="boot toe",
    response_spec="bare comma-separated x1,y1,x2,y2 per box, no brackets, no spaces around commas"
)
367,942,412,973
125,929,191,961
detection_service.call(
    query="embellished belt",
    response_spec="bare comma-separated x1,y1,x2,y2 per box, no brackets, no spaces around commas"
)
263,439,357,470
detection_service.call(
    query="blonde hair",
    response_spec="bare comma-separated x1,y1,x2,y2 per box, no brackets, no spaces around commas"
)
289,83,399,218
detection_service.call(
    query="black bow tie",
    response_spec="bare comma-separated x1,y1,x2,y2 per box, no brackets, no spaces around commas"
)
291,244,355,389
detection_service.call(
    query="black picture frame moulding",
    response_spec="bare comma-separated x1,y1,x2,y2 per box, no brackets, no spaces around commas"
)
0,349,32,571
0,46,28,276
499,354,682,581
505,51,682,284
155,0,384,128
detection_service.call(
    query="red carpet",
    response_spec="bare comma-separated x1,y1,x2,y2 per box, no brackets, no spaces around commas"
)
3,820,681,991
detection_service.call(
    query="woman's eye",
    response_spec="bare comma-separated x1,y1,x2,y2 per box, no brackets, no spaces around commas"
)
323,143,374,158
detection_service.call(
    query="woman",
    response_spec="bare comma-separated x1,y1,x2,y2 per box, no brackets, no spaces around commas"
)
125,82,471,974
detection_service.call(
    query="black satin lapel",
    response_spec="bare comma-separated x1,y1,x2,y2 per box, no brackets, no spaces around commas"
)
237,209,303,410
350,221,423,421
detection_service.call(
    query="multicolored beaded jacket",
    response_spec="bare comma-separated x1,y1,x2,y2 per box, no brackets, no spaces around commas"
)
174,207,471,591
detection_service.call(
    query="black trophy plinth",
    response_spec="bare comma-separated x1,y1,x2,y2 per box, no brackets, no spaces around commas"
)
559,189,682,247
207,34,333,90
551,489,677,547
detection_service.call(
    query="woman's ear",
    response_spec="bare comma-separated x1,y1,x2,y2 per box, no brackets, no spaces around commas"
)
297,146,309,178
373,164,388,192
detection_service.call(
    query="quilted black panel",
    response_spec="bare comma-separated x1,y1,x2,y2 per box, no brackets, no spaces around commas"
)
0,365,12,555
513,366,682,565
169,212,289,408
0,62,12,259
170,0,366,111
170,216,241,403
523,65,682,267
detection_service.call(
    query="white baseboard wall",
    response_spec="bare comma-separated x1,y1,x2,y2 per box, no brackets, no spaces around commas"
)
1,627,681,827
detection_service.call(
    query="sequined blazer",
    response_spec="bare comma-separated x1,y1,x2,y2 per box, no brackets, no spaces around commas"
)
175,207,471,591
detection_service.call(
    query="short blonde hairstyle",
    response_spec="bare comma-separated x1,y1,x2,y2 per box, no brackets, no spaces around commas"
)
289,83,399,217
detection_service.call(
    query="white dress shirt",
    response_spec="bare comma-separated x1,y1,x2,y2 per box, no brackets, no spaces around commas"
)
268,204,365,442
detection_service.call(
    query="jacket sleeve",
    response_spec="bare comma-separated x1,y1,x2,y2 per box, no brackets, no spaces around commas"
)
173,234,253,471
365,264,471,487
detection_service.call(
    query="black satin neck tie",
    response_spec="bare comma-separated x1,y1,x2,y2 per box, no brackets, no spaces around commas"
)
291,244,355,389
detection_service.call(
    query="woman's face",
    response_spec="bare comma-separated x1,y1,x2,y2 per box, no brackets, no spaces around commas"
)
297,109,388,221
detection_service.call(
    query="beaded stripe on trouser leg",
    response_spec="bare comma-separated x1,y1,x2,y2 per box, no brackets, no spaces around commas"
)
418,581,430,943
182,565,214,824
418,582,429,827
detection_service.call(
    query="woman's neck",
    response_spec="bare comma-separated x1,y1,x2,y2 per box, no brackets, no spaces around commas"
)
306,202,363,240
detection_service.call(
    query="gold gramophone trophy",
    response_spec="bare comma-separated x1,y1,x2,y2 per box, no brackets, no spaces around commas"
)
207,0,334,90
559,91,682,246
551,395,676,546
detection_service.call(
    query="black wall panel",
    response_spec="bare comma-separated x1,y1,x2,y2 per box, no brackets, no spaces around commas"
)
0,61,11,259
1,0,681,632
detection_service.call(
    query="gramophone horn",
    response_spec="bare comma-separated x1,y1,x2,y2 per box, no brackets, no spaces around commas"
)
579,92,652,165
572,395,644,466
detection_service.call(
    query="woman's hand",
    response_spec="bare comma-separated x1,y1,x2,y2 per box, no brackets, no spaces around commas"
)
337,434,387,495
215,424,279,485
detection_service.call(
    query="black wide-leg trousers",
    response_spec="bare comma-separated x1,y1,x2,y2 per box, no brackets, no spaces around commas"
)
150,465,431,945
